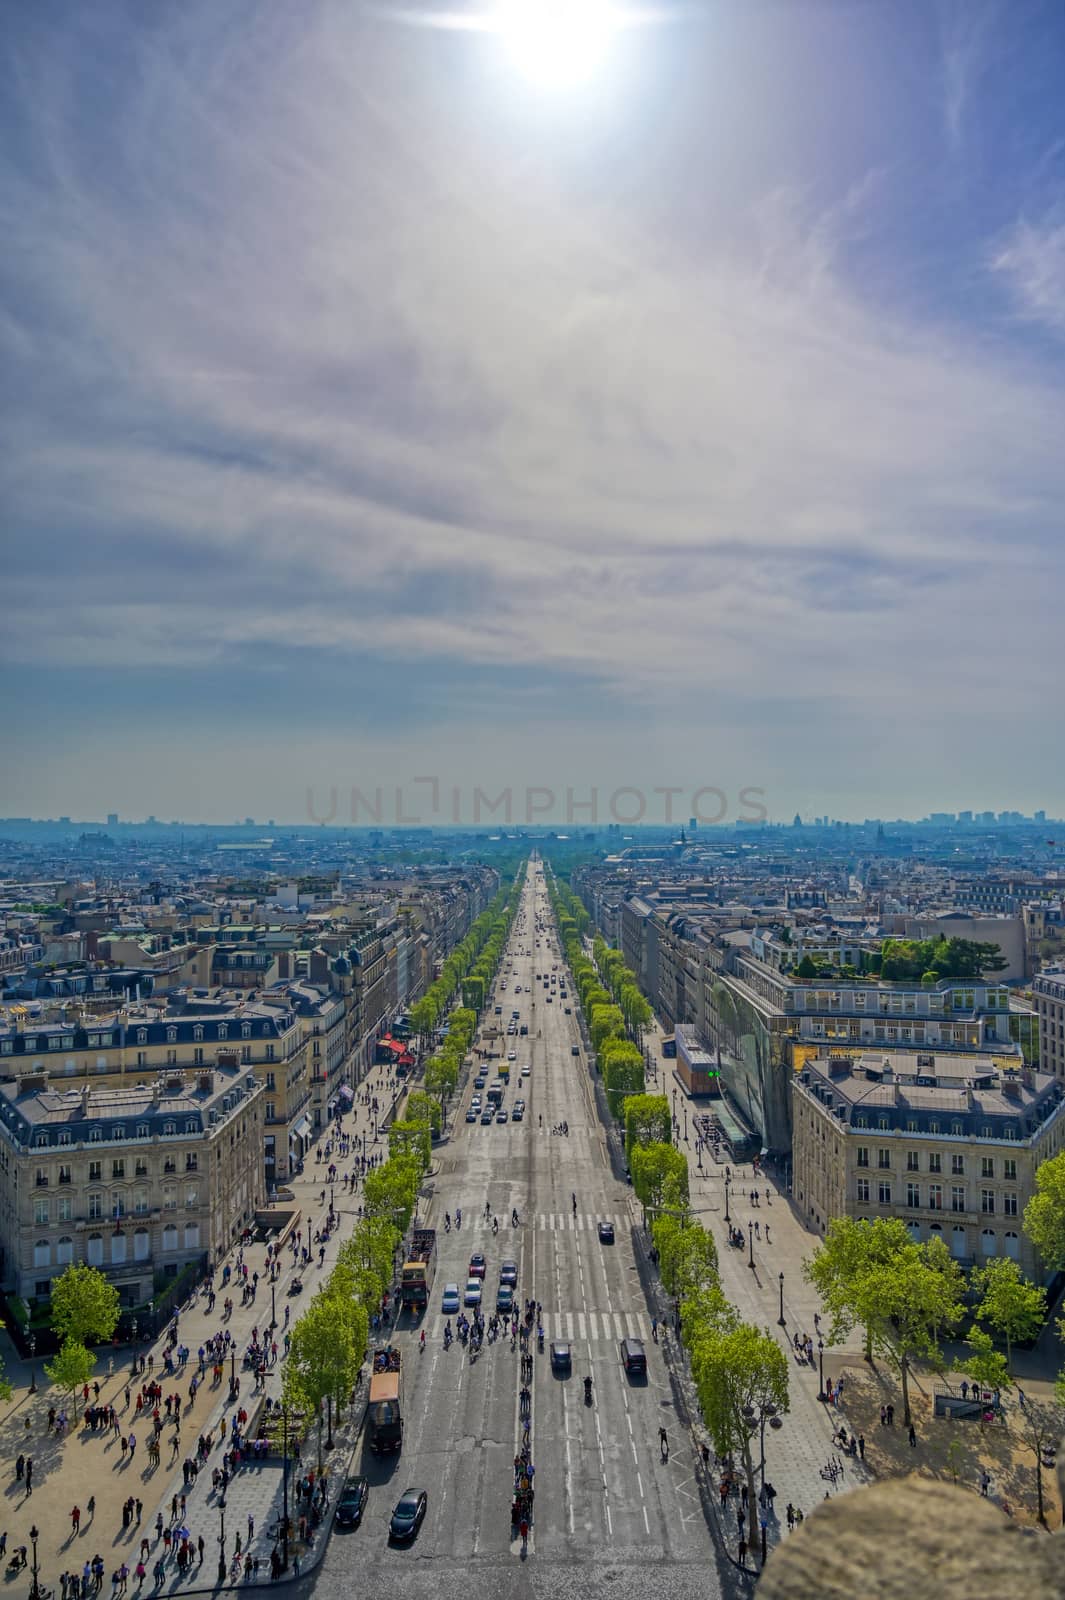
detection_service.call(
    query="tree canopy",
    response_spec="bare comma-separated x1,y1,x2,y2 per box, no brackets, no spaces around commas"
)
50,1263,121,1347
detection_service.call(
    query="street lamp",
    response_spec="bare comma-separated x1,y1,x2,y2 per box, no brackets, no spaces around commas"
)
217,1497,227,1585
28,1332,37,1394
817,1338,825,1401
724,1175,730,1224
748,1219,755,1270
229,1344,236,1393
270,1283,277,1333
778,1272,786,1327
683,1106,688,1143
29,1525,41,1600
697,1143,703,1174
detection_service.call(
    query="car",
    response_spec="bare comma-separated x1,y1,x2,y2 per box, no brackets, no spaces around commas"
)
550,1340,571,1373
564,1006,572,1014
598,1220,615,1244
511,1105,524,1121
474,1074,486,1089
499,1259,518,1286
513,1098,525,1112
520,1024,528,1035
545,996,552,1003
515,985,521,993
441,1282,460,1314
481,1109,494,1125
335,1475,368,1527
521,1063,530,1076
571,1044,580,1056
465,1108,478,1122
389,1488,427,1541
468,1252,486,1279
620,1337,647,1376
464,1279,482,1307
496,1284,515,1314
471,1095,482,1108
507,1050,517,1061
496,1109,508,1124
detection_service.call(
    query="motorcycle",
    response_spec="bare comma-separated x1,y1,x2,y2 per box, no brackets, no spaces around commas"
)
584,1376,593,1405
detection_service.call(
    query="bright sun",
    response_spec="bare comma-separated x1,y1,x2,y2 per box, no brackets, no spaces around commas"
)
494,0,618,89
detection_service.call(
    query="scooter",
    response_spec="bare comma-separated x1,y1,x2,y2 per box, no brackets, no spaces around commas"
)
584,1376,593,1405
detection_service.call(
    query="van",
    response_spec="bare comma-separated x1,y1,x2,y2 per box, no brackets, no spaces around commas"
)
620,1338,647,1376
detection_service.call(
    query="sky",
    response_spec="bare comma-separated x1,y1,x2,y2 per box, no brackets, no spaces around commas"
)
2,0,1064,826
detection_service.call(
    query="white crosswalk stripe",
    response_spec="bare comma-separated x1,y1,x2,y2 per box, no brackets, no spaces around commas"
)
535,1212,622,1233
421,1310,651,1343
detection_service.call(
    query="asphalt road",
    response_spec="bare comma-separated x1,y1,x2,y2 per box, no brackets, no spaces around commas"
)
309,863,735,1600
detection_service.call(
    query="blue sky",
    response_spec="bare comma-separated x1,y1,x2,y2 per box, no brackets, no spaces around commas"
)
2,0,1064,824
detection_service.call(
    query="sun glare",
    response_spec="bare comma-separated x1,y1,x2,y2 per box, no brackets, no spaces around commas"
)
494,0,618,89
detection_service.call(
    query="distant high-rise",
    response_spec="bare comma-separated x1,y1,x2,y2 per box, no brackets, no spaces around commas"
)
107,813,119,828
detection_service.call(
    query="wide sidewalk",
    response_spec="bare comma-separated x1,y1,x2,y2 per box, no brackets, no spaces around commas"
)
0,1050,408,1596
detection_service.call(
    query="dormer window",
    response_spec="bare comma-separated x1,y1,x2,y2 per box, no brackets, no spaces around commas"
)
218,1024,228,1040
89,1128,102,1142
136,1123,149,1139
193,1026,203,1042
163,1120,176,1137
35,1133,49,1148
137,1029,147,1045
242,1023,252,1038
167,1027,177,1043
185,1119,197,1134
112,1126,123,1140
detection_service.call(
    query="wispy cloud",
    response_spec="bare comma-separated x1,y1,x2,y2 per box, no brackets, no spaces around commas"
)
989,207,1065,334
938,0,1000,153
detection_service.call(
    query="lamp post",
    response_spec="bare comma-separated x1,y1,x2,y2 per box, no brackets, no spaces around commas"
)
817,1338,825,1401
778,1272,786,1327
697,1142,703,1174
29,1525,41,1600
683,1106,688,1143
270,1283,277,1333
229,1343,236,1393
748,1218,755,1270
724,1175,730,1223
281,1408,291,1572
28,1332,37,1394
216,1497,227,1585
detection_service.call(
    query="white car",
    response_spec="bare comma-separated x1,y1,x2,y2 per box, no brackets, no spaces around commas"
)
507,1050,517,1061
464,1278,482,1307
521,1064,530,1076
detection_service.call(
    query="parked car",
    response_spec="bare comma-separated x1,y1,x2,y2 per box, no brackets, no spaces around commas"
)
335,1476,368,1527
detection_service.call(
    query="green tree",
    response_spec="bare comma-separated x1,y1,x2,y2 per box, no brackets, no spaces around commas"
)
405,1089,441,1137
653,1216,718,1299
44,1338,96,1402
601,1040,646,1118
1016,1394,1063,1527
955,1326,1010,1393
388,1118,431,1173
796,955,817,980
691,1322,789,1531
1023,1150,1065,1270
590,1003,624,1051
853,1238,965,1425
363,1157,421,1232
50,1263,121,1347
804,1216,912,1359
624,1094,671,1160
283,1294,361,1467
631,1142,689,1215
972,1257,1046,1373
424,1053,458,1116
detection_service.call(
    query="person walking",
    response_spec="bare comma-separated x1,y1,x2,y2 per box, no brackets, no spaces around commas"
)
908,1423,917,1448
72,1506,82,1535
857,1434,865,1460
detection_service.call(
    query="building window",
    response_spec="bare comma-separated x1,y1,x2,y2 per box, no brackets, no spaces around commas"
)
137,1029,147,1045
242,1024,252,1039
906,1151,919,1171
981,1190,995,1214
34,1198,49,1225
162,1186,176,1211
877,1149,891,1170
167,1028,177,1043
185,1154,198,1172
112,1191,126,1219
163,1122,176,1137
951,1122,963,1137
162,1223,178,1252
134,1189,149,1215
166,1050,177,1066
265,1072,276,1092
112,1159,124,1179
89,1129,102,1143
218,1024,228,1041
1003,1230,1020,1259
136,1052,146,1067
266,1102,276,1122
928,1185,942,1211
88,1192,103,1220
86,1231,104,1266
856,1178,870,1203
56,1235,74,1265
185,1187,198,1209
1003,1158,1017,1181
136,1123,149,1139
928,1153,941,1174
906,1183,919,1209
878,1182,892,1205
1002,1193,1018,1217
193,1048,204,1065
89,1160,102,1182
981,1228,997,1257
981,1157,994,1179
135,1159,148,1177
58,1195,73,1222
951,1226,967,1258
951,1185,966,1213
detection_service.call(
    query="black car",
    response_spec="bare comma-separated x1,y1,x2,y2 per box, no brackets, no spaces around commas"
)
389,1488,427,1541
550,1340,572,1373
335,1476,368,1527
598,1220,615,1244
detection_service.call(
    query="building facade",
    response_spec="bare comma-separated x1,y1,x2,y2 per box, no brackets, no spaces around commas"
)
0,1064,264,1307
1033,968,1065,1083
791,1050,1065,1281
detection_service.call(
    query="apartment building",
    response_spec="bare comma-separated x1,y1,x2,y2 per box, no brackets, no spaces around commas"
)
0,1063,264,1307
0,995,308,1188
1033,968,1065,1083
791,1051,1065,1280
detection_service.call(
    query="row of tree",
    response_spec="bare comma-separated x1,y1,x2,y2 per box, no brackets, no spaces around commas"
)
283,1142,427,1462
408,873,525,1051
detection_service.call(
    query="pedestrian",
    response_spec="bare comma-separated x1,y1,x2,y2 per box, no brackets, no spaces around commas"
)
738,1537,748,1567
72,1506,82,1534
786,1503,795,1530
886,1403,894,1426
15,1455,24,1483
25,1459,33,1494
908,1423,917,1448
980,1471,990,1497
960,1380,969,1401
879,1405,886,1427
858,1434,865,1460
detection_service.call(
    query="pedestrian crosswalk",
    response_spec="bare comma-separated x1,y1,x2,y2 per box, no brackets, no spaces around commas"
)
426,1309,652,1344
536,1212,624,1234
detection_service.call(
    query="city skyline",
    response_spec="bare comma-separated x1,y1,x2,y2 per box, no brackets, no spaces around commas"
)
3,2,1064,818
